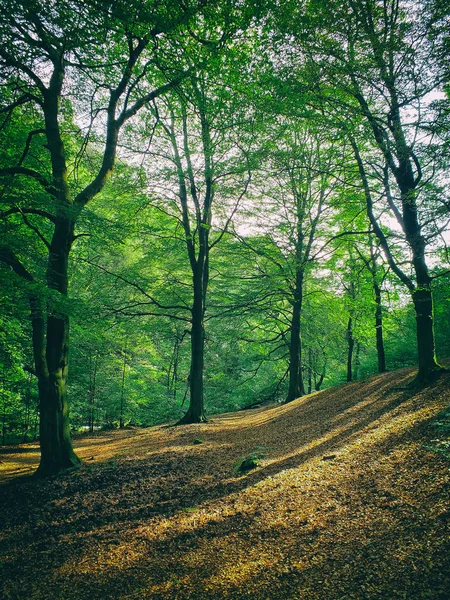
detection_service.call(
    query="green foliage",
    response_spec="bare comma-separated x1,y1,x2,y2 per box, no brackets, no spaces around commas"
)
1,0,449,445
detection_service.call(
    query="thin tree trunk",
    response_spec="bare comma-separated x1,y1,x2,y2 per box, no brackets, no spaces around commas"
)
1,377,6,447
315,375,325,391
346,316,354,383
373,279,387,373
22,372,33,443
307,347,313,394
88,356,93,433
119,344,127,429
353,341,361,380
88,355,97,433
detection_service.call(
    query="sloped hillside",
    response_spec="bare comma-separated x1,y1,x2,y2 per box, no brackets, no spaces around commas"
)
1,367,450,600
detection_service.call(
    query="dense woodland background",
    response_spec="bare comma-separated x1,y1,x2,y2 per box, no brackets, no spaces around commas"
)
0,0,449,464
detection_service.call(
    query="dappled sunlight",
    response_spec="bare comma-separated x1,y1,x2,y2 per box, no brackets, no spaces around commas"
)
1,368,449,599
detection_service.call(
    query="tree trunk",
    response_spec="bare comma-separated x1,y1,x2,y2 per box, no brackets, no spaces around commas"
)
286,267,305,403
307,347,313,394
397,164,440,381
1,379,6,447
119,344,127,429
413,285,439,382
315,370,326,391
373,280,387,373
346,316,354,383
22,372,33,443
88,355,97,433
353,341,361,380
37,353,79,476
352,79,441,382
179,267,206,423
35,220,80,476
286,300,304,402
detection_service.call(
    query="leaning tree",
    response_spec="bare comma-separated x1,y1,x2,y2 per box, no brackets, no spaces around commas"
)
282,0,450,382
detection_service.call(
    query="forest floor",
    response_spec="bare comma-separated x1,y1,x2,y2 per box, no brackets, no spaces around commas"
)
1,367,450,600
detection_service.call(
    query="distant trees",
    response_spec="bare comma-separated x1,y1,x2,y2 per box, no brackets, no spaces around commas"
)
298,0,449,382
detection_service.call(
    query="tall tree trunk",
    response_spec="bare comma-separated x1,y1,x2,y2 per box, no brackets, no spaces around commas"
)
413,284,438,382
286,268,305,403
286,300,304,402
22,372,33,443
346,316,354,383
399,171,440,382
351,72,441,383
88,355,97,433
179,266,207,423
373,280,387,373
1,375,6,447
353,341,361,380
119,344,127,429
307,347,313,394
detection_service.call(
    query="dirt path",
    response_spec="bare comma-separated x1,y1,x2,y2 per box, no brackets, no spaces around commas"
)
1,368,449,599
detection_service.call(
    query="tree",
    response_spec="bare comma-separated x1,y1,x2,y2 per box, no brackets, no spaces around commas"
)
0,0,220,474
285,0,450,382
356,236,388,373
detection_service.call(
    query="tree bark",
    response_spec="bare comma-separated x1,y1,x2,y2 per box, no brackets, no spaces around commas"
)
373,280,387,373
346,316,354,383
398,167,440,381
413,285,439,382
286,297,304,402
314,359,326,391
35,220,81,476
179,265,207,423
307,347,313,394
88,355,97,433
351,139,440,383
119,344,127,429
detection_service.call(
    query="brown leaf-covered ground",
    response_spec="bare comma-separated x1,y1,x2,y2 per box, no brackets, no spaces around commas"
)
1,367,450,600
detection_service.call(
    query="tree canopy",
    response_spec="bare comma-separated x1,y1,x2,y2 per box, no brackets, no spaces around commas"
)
0,0,449,475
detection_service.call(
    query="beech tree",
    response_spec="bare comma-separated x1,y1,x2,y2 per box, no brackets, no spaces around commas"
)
283,0,450,382
0,0,225,474
140,68,254,421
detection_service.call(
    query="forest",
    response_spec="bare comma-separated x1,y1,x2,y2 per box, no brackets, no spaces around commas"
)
0,0,449,479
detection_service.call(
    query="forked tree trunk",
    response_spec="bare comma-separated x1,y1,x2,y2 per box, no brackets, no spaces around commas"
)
351,75,441,384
